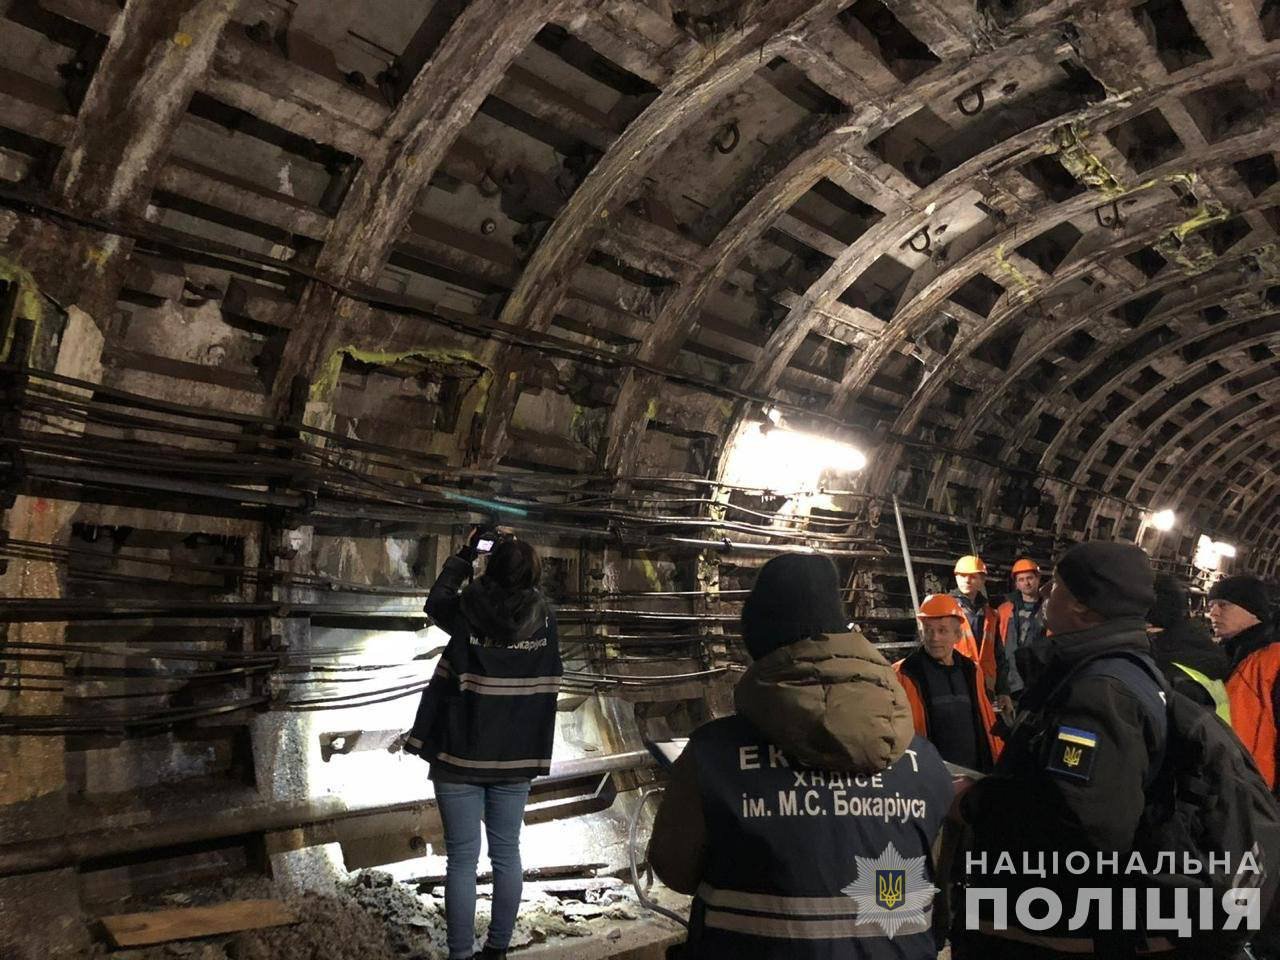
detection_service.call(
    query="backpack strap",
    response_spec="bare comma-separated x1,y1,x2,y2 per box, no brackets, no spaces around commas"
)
1053,651,1169,791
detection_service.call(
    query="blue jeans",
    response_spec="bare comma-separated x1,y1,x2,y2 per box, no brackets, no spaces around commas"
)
434,780,531,959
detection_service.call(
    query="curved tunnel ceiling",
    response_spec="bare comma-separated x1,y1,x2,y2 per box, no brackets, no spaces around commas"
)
2,0,1280,569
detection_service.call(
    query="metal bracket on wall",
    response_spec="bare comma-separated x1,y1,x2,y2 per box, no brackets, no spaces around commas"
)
904,226,932,254
1094,198,1124,230
712,121,740,154
954,83,986,116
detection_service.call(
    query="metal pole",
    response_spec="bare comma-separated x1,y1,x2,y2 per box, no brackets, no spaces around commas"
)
892,495,920,614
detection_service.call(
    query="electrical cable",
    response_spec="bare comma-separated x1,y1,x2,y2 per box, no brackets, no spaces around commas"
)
627,786,689,929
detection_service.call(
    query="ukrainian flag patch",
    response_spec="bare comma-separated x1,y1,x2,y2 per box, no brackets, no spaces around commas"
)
1047,726,1098,781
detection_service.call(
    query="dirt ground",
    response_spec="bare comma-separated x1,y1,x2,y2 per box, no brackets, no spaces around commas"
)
83,869,686,960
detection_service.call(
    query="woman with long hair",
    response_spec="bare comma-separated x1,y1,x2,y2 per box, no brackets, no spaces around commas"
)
406,529,561,960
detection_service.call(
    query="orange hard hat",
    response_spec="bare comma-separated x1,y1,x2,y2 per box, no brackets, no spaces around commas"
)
918,594,965,619
954,555,988,575
1011,558,1041,576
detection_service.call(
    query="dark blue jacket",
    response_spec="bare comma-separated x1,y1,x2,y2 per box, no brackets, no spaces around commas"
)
407,553,561,781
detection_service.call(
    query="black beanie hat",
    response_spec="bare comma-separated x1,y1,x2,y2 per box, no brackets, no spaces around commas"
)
1148,573,1189,630
1055,542,1155,619
741,554,849,660
1209,575,1272,624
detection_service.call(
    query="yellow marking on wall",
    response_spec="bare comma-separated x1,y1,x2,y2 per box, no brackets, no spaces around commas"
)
1053,122,1125,195
993,243,1034,297
0,255,47,363
1155,197,1231,275
310,344,490,405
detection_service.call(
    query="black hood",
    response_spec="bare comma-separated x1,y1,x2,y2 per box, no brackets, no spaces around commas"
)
1147,574,1188,630
1020,617,1150,708
1149,619,1229,681
459,576,548,644
1043,617,1151,667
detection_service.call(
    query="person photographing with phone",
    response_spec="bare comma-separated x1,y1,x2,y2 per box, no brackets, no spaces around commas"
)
406,527,561,960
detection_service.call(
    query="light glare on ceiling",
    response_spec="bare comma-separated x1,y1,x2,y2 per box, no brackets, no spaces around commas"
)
723,425,868,492
1151,509,1176,532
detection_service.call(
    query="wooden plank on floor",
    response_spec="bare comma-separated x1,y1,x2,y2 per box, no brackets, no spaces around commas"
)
101,900,297,947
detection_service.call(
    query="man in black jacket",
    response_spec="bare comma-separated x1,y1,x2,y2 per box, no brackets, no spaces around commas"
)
1147,573,1230,718
954,541,1166,959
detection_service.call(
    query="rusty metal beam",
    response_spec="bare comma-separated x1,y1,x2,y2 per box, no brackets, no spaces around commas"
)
824,57,1280,425
1005,245,1278,492
1178,0,1268,58
1034,284,1275,477
1214,445,1280,532
967,272,1267,483
600,115,848,475
727,43,1277,504
961,256,1274,523
472,0,849,464
930,180,1278,518
1065,331,1280,537
1153,395,1280,515
1191,433,1280,534
267,0,565,405
1240,468,1280,545
599,21,1074,477
862,194,1275,510
12,0,236,317
52,0,235,214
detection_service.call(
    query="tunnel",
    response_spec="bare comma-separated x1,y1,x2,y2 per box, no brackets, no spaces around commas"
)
1,0,1279,957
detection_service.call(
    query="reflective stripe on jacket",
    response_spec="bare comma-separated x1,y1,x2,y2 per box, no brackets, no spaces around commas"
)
1172,662,1231,724
410,554,562,780
683,715,954,959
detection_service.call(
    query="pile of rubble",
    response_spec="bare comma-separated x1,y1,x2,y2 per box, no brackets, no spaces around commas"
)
340,869,644,957
84,868,657,959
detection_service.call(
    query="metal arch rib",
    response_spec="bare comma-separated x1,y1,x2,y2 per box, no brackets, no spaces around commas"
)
1075,344,1280,538
472,0,852,464
267,0,567,406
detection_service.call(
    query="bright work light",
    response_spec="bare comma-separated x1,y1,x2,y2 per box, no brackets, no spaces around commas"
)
722,425,867,491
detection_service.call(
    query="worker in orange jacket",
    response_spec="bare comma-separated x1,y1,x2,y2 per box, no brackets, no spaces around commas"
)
994,558,1045,710
952,555,1002,699
895,594,1003,773
1209,574,1280,792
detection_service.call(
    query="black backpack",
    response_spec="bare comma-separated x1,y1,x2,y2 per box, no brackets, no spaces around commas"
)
1063,653,1280,958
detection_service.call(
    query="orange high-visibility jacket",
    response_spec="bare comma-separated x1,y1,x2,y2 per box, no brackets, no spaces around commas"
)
894,652,1003,766
1227,642,1280,789
953,602,999,692
996,601,1015,645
